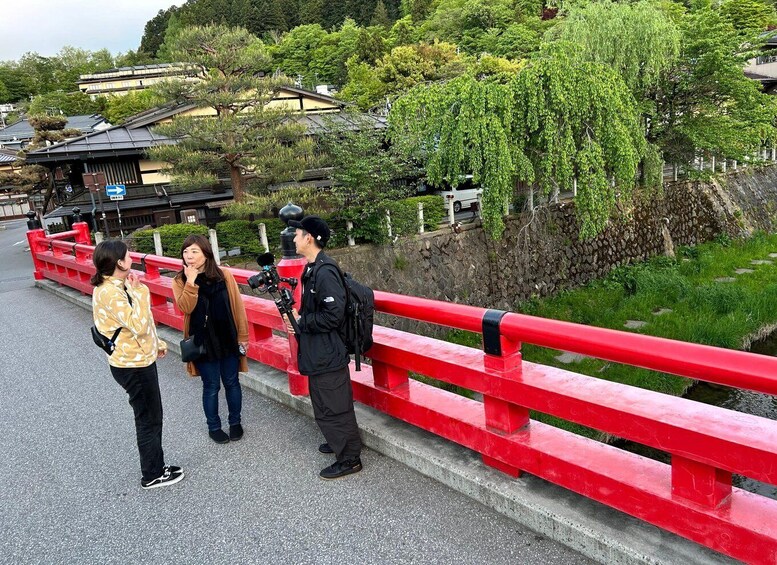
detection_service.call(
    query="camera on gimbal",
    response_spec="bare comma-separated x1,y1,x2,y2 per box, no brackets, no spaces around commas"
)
247,252,300,335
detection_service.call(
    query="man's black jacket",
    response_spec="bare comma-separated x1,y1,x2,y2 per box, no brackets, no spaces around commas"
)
296,250,349,376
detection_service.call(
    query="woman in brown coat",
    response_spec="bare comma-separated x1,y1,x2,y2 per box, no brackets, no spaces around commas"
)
172,235,249,444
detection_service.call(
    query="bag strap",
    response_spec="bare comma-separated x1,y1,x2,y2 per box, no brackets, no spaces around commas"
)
106,289,134,345
319,263,361,369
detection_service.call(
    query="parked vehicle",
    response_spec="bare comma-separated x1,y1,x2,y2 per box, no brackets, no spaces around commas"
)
418,175,483,213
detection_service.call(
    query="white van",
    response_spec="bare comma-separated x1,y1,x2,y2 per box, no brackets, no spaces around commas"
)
422,175,483,213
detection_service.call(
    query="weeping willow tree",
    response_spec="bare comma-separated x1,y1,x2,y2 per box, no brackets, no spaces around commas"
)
511,45,647,238
389,75,514,238
389,46,648,239
549,0,681,99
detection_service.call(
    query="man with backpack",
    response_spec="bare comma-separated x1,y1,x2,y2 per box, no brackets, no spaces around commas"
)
286,215,363,479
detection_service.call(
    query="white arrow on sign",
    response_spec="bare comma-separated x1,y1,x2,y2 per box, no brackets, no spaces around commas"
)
105,184,126,197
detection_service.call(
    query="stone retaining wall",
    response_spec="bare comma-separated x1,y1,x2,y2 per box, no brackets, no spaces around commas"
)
329,166,777,334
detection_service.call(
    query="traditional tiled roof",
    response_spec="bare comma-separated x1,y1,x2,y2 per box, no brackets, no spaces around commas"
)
24,125,176,162
0,148,20,163
26,110,384,163
44,187,235,219
0,114,108,143
77,63,203,83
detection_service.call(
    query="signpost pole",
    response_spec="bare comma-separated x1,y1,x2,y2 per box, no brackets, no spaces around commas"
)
116,200,124,239
96,189,109,236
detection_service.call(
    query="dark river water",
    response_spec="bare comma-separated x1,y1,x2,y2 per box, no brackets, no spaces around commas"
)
617,334,777,500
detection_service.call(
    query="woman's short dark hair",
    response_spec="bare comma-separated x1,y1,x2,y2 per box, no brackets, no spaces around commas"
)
91,240,128,286
176,234,224,282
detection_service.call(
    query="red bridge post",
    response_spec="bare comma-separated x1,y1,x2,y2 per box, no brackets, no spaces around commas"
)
25,211,47,281
481,310,528,477
277,203,308,396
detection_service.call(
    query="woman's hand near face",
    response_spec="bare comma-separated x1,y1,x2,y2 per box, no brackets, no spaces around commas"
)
184,264,200,286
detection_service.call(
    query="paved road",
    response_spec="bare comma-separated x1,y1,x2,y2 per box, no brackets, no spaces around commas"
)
0,219,591,565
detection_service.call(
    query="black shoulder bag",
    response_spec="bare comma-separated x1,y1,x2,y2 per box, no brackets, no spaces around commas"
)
91,291,133,356
180,296,208,363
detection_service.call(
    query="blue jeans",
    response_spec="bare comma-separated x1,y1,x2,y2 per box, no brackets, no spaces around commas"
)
195,355,241,432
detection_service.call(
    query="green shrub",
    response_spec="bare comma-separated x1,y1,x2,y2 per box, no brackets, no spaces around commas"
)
221,186,336,219
130,223,209,256
330,195,446,246
216,220,263,256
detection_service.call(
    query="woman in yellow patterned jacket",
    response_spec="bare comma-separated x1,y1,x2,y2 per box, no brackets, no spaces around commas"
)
92,239,184,490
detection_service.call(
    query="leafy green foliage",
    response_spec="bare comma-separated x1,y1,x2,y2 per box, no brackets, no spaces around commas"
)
102,90,163,124
28,91,101,117
550,0,680,99
319,113,417,215
131,223,209,255
512,47,647,238
215,219,266,255
652,4,777,163
341,40,467,109
330,194,444,244
390,74,516,238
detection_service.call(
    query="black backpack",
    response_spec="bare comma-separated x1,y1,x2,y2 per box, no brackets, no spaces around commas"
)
324,265,374,371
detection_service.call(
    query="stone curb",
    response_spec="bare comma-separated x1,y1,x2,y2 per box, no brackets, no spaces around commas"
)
37,279,736,565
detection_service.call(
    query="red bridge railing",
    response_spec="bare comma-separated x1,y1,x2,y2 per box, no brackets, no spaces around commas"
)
27,223,777,564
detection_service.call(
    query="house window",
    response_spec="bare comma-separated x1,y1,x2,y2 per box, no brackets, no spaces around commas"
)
90,161,140,186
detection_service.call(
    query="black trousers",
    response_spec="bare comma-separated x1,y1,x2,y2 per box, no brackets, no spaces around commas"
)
309,366,362,462
110,363,165,481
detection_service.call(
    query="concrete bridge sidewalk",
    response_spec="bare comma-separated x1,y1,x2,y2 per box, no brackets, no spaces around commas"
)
0,219,589,564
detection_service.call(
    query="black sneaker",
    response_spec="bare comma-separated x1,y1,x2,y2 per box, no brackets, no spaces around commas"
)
164,465,182,475
318,443,333,454
209,429,230,444
320,458,362,480
229,424,243,441
141,467,184,490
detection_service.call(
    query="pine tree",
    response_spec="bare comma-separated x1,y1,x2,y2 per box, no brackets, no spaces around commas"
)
371,0,392,27
149,25,313,202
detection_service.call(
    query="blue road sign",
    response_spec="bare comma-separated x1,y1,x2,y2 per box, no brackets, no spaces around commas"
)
105,184,126,197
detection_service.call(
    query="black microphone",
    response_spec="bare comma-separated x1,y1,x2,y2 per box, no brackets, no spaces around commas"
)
257,252,275,267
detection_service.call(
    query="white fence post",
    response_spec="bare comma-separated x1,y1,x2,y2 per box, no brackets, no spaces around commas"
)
722,159,727,173
476,191,483,218
152,230,163,256
734,160,738,170
386,209,393,239
258,223,269,253
346,221,355,247
573,177,578,196
673,164,678,182
209,228,220,265
417,202,424,234
711,156,716,172
447,196,455,224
